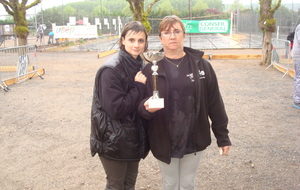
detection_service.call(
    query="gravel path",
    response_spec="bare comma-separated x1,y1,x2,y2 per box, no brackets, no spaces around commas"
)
0,51,299,190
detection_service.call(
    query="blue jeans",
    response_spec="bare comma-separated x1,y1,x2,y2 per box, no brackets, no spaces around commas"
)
294,59,300,103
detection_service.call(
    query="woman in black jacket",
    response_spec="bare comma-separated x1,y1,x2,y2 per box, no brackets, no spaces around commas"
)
138,15,231,190
90,21,149,190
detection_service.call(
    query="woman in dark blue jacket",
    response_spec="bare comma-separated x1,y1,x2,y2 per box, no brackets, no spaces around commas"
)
90,21,149,190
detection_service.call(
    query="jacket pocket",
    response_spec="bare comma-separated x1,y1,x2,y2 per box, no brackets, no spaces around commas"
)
90,109,108,156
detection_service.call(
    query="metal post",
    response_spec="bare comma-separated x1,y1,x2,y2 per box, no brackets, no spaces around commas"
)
249,0,252,48
188,0,191,47
62,0,64,25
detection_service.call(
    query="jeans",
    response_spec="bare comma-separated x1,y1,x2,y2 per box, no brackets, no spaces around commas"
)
157,151,203,190
100,156,139,190
294,59,300,103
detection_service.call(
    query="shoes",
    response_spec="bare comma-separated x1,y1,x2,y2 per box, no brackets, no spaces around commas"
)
293,103,300,109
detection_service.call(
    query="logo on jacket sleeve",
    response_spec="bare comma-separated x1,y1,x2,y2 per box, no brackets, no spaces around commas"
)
186,70,206,82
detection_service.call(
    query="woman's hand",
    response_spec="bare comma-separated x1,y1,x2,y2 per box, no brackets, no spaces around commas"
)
144,97,163,113
135,71,147,84
219,146,230,156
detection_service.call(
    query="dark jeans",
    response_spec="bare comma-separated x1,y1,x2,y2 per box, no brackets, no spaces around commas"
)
100,156,139,190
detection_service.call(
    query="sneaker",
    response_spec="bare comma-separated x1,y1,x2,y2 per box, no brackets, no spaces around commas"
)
293,103,300,109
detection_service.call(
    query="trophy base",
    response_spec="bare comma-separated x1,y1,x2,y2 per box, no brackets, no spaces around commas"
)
149,98,164,109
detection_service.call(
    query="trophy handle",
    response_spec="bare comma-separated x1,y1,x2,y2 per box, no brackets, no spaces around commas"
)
152,73,157,92
151,60,158,92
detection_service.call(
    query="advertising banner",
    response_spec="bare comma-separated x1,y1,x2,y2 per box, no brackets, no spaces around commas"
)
182,20,231,34
53,25,98,38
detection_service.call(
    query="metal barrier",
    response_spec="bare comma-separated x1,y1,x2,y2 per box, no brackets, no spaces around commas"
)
266,38,293,78
0,45,44,91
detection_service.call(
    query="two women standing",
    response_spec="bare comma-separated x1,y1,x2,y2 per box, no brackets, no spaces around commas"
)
91,16,231,190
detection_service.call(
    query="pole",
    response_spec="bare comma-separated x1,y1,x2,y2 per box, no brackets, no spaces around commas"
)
118,16,121,38
230,12,233,38
34,6,37,32
292,0,294,29
249,0,252,48
188,0,191,47
62,0,64,25
41,2,44,25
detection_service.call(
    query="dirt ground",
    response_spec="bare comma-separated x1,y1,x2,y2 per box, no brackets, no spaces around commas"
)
0,48,299,190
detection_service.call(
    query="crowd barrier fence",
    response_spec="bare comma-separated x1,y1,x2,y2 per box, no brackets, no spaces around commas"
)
0,45,44,92
266,38,293,78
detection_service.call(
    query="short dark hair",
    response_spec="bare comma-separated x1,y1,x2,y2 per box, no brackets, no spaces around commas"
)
158,15,186,37
119,21,148,51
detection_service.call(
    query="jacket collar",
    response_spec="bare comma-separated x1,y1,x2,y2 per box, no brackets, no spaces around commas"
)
159,47,204,62
183,47,204,61
119,49,143,70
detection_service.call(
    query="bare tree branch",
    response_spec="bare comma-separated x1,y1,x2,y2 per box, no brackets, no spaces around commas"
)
0,0,41,45
146,0,160,15
125,0,160,32
0,0,14,15
270,0,281,13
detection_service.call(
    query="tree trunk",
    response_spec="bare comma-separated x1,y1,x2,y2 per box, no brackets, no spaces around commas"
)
261,31,272,65
14,8,29,46
259,0,281,65
126,0,159,33
18,38,27,46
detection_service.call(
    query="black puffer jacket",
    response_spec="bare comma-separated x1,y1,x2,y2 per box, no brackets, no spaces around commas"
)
90,50,149,161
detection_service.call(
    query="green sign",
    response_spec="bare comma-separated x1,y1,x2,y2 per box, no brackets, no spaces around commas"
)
182,20,231,34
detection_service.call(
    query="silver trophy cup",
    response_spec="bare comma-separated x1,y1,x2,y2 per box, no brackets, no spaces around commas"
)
143,52,165,108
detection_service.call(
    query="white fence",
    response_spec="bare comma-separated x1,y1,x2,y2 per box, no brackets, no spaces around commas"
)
266,38,293,78
0,45,44,91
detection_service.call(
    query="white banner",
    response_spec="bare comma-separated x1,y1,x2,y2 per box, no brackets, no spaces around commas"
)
53,25,98,38
69,17,76,25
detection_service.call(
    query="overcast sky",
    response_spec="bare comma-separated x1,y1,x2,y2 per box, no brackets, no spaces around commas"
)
36,0,299,10
223,0,296,3
0,0,83,17
0,0,298,18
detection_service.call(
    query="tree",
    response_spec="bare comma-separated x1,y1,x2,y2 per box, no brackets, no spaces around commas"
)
151,0,177,17
42,7,64,27
275,5,296,33
0,0,41,45
166,0,189,17
0,15,14,24
125,0,160,33
259,0,281,65
229,0,246,12
64,6,76,18
192,0,209,17
93,5,109,17
203,0,224,12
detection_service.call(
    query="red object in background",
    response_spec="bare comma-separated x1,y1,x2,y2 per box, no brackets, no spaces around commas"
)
76,20,84,25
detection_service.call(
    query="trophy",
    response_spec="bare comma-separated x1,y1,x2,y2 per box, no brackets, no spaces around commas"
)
143,52,165,109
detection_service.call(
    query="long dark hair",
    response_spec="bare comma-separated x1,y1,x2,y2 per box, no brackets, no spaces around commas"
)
119,21,148,51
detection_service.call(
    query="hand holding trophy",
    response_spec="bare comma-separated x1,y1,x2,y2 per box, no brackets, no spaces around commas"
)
143,52,165,108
